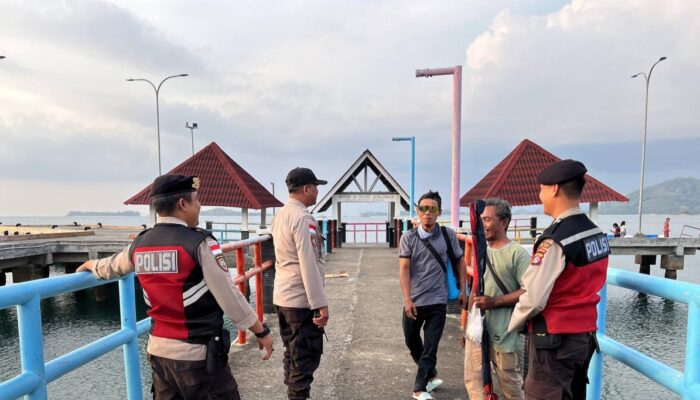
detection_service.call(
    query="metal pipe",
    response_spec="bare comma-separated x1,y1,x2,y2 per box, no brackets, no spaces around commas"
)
119,275,144,400
254,244,264,322
415,66,462,227
587,283,607,400
392,136,416,219
236,248,247,345
18,295,47,400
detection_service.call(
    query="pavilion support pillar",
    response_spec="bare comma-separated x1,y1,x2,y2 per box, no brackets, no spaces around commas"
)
635,254,656,275
660,255,684,280
241,208,250,240
589,202,599,225
260,208,267,229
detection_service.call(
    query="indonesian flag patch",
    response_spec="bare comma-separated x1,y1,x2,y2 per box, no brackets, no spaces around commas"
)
531,241,551,266
208,241,228,272
309,223,318,248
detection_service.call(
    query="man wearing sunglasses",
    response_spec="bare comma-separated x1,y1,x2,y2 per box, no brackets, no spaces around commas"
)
399,191,468,400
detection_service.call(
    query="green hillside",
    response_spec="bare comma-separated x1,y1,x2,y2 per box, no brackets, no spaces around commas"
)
600,177,700,215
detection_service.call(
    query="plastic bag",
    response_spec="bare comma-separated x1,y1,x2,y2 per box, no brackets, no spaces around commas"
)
466,303,484,343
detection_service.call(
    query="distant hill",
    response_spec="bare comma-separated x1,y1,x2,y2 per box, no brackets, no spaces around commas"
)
66,211,140,216
600,177,700,215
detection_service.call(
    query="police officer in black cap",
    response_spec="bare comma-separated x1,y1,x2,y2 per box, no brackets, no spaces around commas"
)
271,167,329,400
508,160,609,400
78,174,274,400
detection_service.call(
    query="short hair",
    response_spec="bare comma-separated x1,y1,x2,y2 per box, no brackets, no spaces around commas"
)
288,186,303,194
484,198,512,229
559,176,586,199
151,192,193,215
417,190,441,210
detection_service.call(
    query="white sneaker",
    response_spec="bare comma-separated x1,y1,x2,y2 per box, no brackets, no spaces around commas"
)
426,378,444,392
412,391,434,400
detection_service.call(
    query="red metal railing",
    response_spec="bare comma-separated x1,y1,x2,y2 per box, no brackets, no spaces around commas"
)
345,222,386,243
221,234,272,345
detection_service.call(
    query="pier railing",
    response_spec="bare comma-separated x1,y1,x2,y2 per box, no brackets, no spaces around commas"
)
0,234,274,400
0,271,149,400
587,268,700,400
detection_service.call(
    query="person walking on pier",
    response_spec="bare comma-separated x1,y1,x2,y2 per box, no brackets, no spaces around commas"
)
77,174,274,400
463,198,528,400
272,167,329,400
663,217,670,238
399,190,467,400
508,160,609,400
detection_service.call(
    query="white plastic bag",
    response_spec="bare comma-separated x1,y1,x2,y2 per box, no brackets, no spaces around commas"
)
466,303,484,344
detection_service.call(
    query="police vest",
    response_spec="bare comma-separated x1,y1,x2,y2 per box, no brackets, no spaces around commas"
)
533,213,609,334
129,223,223,341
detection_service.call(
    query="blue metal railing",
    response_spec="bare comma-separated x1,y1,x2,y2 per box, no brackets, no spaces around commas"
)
0,272,151,400
587,268,700,400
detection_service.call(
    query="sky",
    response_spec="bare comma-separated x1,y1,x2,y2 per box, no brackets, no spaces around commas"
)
1,0,699,216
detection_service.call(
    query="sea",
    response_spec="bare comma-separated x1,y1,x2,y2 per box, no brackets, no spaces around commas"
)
1,213,699,399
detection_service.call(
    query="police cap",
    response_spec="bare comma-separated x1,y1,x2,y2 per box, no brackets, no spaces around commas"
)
537,159,587,185
286,167,327,188
149,174,200,199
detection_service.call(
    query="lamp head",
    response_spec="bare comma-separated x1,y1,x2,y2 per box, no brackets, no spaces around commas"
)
0,56,5,60
179,73,189,77
126,78,135,81
631,73,641,78
659,57,667,61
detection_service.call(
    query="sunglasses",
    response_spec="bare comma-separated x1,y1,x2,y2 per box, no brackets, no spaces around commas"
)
418,205,439,213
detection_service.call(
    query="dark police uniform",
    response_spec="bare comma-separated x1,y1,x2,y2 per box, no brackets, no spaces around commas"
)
89,175,261,400
508,160,609,400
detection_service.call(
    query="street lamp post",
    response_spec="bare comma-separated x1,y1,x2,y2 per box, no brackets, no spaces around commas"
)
392,137,416,219
127,74,188,176
416,66,462,228
186,122,198,155
631,57,667,236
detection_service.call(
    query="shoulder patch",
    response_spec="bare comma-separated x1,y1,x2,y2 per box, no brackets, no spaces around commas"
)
531,241,552,266
207,240,227,272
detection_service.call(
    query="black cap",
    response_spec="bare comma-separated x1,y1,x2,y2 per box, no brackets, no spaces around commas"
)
149,174,200,199
285,167,327,188
537,159,587,185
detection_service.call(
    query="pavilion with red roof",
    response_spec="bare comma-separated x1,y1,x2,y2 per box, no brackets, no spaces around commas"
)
460,139,627,220
125,142,282,228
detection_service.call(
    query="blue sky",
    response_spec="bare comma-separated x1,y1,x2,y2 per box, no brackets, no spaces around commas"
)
1,0,698,216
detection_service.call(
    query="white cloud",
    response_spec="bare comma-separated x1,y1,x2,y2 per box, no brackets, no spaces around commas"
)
463,0,700,145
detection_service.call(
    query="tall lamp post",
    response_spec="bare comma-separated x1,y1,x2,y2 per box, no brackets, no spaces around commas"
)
186,121,198,155
127,74,188,176
416,66,462,228
392,136,416,219
631,57,667,235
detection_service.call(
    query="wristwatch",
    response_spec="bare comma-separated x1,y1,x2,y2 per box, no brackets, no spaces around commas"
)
254,322,271,338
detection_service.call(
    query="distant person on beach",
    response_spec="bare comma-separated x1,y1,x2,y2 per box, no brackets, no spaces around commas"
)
610,223,620,238
509,160,608,400
272,167,329,400
620,221,627,238
663,218,670,238
462,198,528,400
399,190,467,400
77,174,273,400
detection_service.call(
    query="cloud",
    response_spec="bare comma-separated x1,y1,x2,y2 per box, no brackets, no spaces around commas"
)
462,0,700,145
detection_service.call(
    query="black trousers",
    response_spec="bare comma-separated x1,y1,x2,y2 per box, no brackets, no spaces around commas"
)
149,355,240,400
524,332,596,400
277,306,324,400
402,303,447,392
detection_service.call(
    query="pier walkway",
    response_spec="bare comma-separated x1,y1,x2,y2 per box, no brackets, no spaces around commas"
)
231,247,467,400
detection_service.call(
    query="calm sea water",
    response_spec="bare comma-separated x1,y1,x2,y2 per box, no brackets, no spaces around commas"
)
1,213,699,399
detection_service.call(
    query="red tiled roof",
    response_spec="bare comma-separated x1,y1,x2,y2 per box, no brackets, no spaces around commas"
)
460,139,628,206
124,142,283,209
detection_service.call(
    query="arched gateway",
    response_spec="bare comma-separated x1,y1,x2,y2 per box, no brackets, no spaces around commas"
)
311,150,411,245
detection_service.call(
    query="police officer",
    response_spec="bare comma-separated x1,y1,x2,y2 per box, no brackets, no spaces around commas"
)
508,160,608,400
77,174,273,400
271,167,328,400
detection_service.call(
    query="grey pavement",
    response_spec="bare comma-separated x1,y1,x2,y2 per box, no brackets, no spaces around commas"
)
230,247,468,400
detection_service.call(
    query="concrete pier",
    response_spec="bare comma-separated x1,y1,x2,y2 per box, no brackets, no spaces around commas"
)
230,247,467,400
